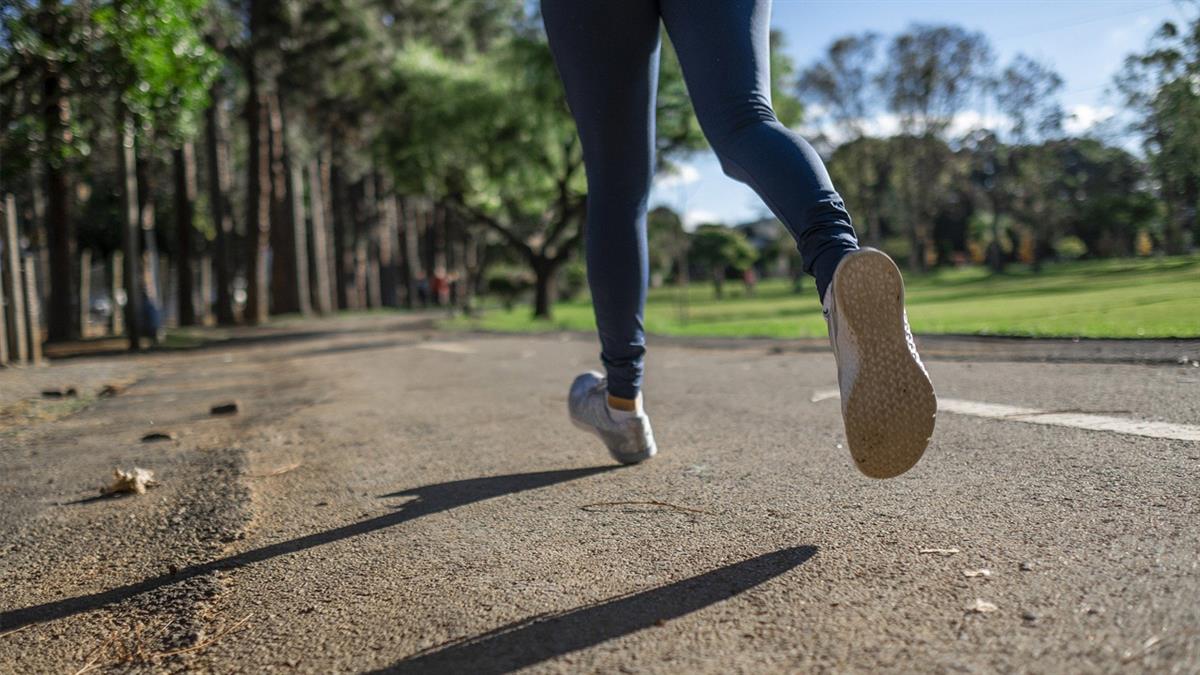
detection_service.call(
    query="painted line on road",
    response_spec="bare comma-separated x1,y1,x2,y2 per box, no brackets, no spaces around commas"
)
417,342,477,355
811,389,1200,442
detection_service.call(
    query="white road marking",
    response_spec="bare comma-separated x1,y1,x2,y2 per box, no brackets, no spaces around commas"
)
417,342,477,354
811,389,1200,442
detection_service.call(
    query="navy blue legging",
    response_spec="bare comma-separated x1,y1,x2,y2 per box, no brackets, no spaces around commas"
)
542,0,859,399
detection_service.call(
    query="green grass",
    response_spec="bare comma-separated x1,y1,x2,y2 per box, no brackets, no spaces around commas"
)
448,255,1200,339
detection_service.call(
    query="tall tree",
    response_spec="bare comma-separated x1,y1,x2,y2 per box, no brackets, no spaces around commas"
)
688,225,758,299
204,80,237,325
799,32,886,244
241,0,281,324
879,24,992,271
1115,16,1200,254
993,54,1064,270
172,142,198,324
0,0,90,341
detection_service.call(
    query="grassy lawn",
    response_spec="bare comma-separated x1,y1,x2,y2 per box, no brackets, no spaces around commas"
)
448,255,1200,339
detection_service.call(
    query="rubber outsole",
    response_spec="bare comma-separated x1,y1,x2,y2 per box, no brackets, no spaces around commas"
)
831,249,937,478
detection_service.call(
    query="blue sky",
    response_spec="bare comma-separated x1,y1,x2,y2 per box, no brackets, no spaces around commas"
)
649,0,1197,228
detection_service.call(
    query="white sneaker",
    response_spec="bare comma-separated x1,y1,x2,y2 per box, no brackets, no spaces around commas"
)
568,372,657,465
824,248,936,478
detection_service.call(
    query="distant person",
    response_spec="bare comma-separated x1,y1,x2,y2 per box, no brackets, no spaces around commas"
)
545,0,936,478
742,267,758,296
415,273,431,308
431,265,450,306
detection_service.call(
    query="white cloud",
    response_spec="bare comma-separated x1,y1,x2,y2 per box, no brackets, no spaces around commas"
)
654,163,701,190
947,110,1008,137
1064,104,1117,135
682,208,720,230
1109,15,1155,47
808,110,1005,144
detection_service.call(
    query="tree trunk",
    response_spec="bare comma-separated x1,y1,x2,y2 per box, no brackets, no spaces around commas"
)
307,159,333,314
118,115,142,350
988,206,1004,273
867,159,887,248
43,69,75,342
136,140,162,340
400,196,422,309
354,238,369,308
244,71,271,324
23,260,43,364
267,91,301,315
423,202,437,304
379,179,400,308
908,136,928,274
204,88,236,325
78,248,91,335
1184,175,1199,256
109,251,123,335
199,254,213,323
172,143,198,325
362,172,381,308
532,258,557,318
2,194,28,364
329,148,351,310
288,158,312,315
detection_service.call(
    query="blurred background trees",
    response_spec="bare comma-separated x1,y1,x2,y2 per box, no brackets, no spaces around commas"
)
0,2,1197,348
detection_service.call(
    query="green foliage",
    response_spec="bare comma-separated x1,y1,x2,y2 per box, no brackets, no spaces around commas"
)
558,261,587,301
689,225,758,280
647,206,687,280
92,0,220,138
1115,14,1200,253
1055,236,1087,260
485,264,533,309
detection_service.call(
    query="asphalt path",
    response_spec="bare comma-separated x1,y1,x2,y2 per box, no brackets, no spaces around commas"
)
1,316,1197,673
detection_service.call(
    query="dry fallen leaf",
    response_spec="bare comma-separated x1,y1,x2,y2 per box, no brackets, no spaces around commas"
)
967,598,998,613
101,467,160,495
919,547,960,556
963,569,993,578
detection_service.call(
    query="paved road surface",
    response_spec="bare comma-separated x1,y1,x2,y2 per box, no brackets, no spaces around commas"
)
1,316,1198,673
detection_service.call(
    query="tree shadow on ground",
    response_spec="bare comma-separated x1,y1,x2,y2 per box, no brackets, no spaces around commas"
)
0,466,616,632
374,545,817,674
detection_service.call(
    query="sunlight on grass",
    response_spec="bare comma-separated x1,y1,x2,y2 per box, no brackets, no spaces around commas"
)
448,256,1200,339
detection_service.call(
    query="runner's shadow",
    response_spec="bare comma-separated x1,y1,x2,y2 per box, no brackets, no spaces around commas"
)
0,466,616,632
374,545,817,674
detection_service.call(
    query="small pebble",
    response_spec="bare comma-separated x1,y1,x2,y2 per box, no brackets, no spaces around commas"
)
1019,561,1034,571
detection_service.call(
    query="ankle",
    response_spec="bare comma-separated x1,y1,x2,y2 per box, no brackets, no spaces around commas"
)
607,394,642,420
607,394,638,412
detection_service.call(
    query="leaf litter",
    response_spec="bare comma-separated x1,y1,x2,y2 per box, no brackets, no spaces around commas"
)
101,467,160,496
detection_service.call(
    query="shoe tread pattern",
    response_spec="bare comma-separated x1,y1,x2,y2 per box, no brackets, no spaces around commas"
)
834,249,937,478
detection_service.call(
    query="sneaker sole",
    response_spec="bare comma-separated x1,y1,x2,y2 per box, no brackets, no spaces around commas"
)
832,248,937,478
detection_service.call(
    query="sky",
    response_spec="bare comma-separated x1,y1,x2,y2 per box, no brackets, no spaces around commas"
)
648,0,1198,228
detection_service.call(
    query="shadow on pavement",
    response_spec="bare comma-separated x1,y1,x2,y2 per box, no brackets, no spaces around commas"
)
375,545,818,674
0,466,616,632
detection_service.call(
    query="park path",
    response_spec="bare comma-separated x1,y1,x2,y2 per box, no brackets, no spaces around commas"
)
1,315,1198,673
